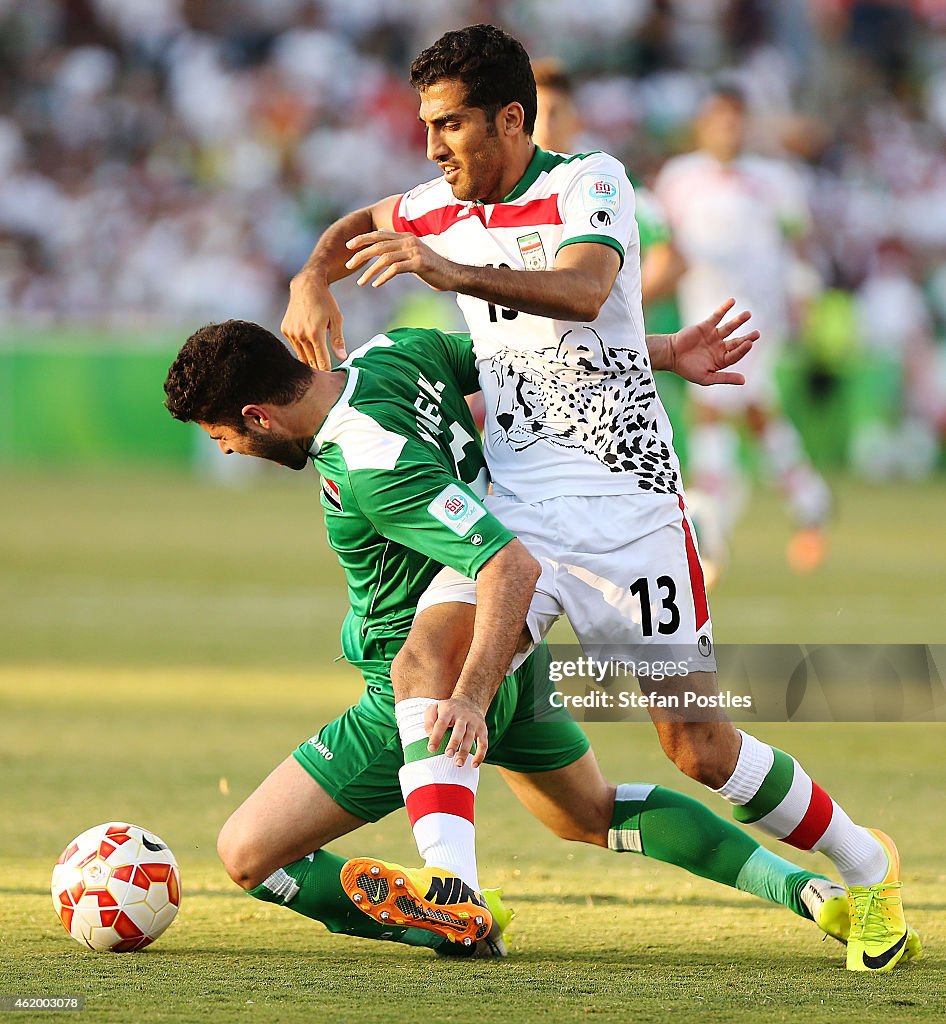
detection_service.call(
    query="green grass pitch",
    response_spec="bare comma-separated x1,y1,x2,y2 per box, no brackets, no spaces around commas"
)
1,470,944,1023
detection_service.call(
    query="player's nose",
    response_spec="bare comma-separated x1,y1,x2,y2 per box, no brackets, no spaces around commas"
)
426,129,449,164
217,440,232,455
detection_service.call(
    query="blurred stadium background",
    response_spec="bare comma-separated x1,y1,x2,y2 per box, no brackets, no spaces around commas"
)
1,0,945,474
2,5,946,1020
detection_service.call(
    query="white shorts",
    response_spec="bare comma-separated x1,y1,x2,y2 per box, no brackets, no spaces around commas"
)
416,491,716,673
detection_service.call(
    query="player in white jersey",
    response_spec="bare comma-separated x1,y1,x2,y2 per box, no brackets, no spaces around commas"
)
282,26,913,972
390,135,681,506
654,85,831,579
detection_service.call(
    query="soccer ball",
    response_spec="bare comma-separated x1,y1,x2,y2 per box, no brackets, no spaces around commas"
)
51,822,181,952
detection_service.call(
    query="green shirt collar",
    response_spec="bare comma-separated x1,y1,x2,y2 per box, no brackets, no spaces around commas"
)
475,145,560,205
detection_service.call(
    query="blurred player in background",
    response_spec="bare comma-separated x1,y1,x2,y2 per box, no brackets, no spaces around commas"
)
655,84,832,583
532,58,687,331
283,25,917,973
532,56,691,518
853,237,946,480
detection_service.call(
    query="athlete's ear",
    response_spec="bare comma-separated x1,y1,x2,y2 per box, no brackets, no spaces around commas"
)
241,404,271,430
501,101,525,137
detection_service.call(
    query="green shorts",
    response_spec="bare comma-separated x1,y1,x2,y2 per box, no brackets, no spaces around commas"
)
293,644,590,822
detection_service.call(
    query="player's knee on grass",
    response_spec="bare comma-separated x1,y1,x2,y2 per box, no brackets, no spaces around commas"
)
216,826,257,890
217,819,289,891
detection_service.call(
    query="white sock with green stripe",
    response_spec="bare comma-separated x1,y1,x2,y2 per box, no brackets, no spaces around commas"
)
714,730,887,887
395,697,480,890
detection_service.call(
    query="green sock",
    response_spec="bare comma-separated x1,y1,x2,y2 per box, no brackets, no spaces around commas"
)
608,783,816,918
246,849,442,949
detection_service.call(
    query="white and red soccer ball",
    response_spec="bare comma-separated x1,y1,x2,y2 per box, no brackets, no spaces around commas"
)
51,822,181,952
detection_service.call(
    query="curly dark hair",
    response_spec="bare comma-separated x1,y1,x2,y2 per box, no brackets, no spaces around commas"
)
410,24,537,135
164,320,311,429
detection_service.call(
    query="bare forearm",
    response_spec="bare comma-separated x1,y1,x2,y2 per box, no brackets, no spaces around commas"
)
295,208,375,287
447,263,607,323
454,265,679,371
645,333,674,372
444,255,679,370
453,543,539,711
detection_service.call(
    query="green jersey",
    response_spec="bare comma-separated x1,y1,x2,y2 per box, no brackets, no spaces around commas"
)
634,183,682,336
310,328,515,677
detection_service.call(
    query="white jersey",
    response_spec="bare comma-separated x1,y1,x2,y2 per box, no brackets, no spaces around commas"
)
393,147,680,503
654,151,809,341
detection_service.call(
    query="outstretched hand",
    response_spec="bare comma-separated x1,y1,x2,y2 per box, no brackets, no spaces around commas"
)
670,298,759,386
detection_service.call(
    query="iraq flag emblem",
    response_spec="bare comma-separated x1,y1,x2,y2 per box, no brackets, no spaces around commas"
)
321,477,343,511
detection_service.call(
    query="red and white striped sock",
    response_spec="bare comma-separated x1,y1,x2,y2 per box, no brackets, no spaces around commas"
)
395,697,480,890
713,730,888,887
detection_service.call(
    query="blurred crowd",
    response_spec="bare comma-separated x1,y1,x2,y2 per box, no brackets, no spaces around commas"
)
1,0,945,411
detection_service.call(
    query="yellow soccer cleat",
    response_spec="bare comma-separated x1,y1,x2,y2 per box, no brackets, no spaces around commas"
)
846,829,913,972
801,877,849,944
435,887,515,959
803,876,921,968
903,927,924,964
340,858,492,948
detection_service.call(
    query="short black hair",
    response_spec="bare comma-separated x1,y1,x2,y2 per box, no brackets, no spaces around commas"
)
410,24,537,134
164,320,310,430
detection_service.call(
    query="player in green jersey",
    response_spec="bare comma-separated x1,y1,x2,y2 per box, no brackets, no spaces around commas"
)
164,319,856,957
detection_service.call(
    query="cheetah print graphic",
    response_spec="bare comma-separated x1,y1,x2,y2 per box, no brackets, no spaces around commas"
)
487,327,679,492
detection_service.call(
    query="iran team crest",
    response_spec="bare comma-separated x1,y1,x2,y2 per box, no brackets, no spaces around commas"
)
517,231,547,271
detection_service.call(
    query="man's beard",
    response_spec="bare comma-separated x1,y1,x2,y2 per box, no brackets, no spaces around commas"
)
243,432,309,470
450,132,501,203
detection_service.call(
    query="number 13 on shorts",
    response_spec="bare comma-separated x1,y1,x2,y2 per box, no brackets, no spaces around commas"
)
548,494,715,672
629,575,680,637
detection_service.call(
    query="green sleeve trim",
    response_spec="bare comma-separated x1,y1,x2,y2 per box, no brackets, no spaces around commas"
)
466,529,515,578
556,234,625,267
557,150,604,165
